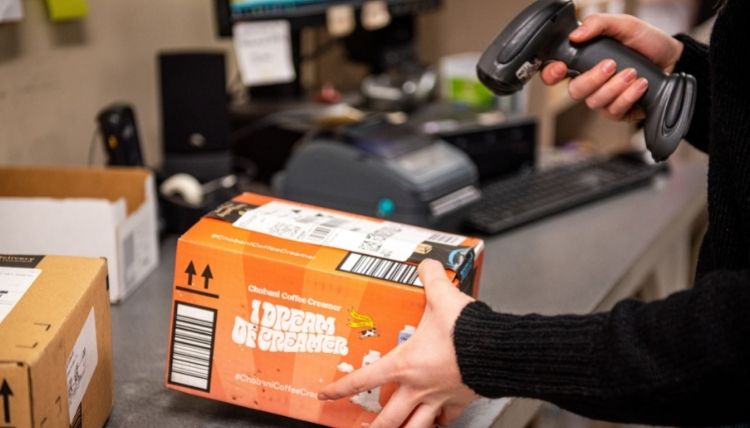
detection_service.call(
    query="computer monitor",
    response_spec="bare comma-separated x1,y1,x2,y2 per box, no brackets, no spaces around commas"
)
215,0,439,37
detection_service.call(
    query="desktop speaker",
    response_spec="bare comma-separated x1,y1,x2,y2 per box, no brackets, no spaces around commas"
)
158,51,230,155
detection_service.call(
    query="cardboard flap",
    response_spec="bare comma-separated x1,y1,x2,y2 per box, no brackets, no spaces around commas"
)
0,166,150,215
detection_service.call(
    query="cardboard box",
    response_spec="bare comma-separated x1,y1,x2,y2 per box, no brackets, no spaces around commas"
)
0,166,160,303
0,254,113,428
165,193,484,427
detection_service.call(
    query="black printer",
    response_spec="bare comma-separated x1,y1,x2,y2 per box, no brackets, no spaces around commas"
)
273,118,480,228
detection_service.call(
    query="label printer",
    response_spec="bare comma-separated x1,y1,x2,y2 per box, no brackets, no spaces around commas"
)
273,119,481,228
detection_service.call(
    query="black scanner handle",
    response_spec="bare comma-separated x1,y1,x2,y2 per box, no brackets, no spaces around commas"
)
554,37,664,107
552,36,696,160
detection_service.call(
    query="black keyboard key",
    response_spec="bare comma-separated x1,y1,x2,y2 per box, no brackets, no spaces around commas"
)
466,153,669,234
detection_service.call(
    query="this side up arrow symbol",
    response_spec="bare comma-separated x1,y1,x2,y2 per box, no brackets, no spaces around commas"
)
185,261,197,286
202,265,213,290
1,379,13,424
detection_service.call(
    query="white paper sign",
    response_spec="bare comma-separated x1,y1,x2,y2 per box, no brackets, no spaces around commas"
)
66,308,98,423
327,4,355,37
0,266,41,325
361,0,390,31
233,20,296,86
0,0,24,23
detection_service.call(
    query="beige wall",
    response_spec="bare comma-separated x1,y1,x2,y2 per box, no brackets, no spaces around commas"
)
418,0,524,63
0,0,236,167
0,0,527,167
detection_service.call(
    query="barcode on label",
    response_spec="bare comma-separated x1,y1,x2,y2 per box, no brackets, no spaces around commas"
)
168,302,217,392
123,233,135,272
426,232,465,246
309,226,333,242
122,232,136,290
338,253,422,286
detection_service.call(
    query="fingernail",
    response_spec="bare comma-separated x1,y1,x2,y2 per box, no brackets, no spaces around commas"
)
553,63,566,78
600,60,616,74
636,77,649,91
317,393,329,400
621,68,637,83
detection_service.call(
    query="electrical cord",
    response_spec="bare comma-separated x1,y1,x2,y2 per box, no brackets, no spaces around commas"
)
87,125,100,166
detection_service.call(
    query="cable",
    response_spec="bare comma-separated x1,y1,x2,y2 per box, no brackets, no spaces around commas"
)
87,125,100,166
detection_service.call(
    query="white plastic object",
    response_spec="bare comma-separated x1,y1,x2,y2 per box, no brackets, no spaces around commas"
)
159,173,204,207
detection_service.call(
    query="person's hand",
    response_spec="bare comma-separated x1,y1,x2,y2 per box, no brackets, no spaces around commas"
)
541,13,684,122
318,259,478,427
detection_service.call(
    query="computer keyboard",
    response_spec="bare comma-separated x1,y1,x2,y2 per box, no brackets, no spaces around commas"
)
466,153,669,234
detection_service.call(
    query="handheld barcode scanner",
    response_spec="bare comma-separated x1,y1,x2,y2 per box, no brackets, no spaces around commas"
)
477,0,696,161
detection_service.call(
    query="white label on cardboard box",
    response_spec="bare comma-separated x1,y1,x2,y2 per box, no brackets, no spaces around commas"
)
0,266,41,325
66,308,98,423
233,201,466,261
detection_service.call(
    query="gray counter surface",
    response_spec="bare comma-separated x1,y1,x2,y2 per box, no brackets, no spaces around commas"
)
108,159,707,427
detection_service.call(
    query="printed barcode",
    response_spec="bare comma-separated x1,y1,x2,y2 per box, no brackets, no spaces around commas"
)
168,303,217,392
309,226,333,241
338,253,422,286
123,233,135,271
426,232,465,246
123,232,137,289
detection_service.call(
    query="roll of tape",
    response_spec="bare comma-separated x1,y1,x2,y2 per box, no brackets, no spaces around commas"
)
160,173,204,207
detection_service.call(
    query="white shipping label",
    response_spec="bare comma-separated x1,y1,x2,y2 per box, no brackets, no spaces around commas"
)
233,201,463,261
66,308,98,423
0,266,41,325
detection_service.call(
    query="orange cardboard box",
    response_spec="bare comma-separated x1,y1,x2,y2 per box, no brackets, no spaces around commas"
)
164,193,484,427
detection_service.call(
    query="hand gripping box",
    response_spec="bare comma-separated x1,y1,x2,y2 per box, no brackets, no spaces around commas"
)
164,193,484,427
0,255,113,428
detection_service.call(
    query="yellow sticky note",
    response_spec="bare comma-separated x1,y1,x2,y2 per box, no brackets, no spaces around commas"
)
46,0,88,21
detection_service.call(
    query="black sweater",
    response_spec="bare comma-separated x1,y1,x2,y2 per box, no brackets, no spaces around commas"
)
453,1,750,425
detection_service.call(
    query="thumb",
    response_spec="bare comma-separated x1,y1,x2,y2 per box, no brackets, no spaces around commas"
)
418,259,454,305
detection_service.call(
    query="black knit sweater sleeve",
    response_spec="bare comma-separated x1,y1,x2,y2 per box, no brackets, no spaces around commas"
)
453,270,750,426
672,34,711,153
452,3,750,425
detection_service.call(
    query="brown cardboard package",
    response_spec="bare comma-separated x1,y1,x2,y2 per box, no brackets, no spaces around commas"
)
0,255,113,428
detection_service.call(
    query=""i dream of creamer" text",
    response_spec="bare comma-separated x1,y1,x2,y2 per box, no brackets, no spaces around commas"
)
231,300,349,356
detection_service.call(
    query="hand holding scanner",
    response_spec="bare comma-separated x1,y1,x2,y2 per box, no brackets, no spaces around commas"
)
477,0,696,161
